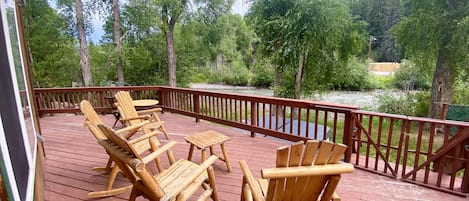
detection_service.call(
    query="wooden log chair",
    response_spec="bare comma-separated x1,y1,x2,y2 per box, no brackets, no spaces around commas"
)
115,91,170,139
97,124,220,201
80,100,167,198
239,140,354,201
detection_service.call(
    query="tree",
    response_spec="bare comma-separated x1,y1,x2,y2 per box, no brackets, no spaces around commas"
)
23,0,81,87
153,0,189,87
74,0,93,86
248,0,365,99
57,0,94,86
394,0,469,118
195,0,234,72
112,0,124,86
349,0,404,62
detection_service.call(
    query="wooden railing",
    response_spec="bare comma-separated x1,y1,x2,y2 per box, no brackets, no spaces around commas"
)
33,86,469,196
351,110,469,196
157,87,357,160
34,86,159,114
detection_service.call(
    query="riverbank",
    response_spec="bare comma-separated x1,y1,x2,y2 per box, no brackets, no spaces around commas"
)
190,83,405,110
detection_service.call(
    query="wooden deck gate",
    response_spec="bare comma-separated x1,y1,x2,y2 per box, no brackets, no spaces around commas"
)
351,110,469,196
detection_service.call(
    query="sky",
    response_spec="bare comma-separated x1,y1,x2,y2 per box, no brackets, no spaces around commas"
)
90,0,252,43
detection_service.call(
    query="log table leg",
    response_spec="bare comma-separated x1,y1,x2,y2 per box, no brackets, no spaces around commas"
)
220,143,232,172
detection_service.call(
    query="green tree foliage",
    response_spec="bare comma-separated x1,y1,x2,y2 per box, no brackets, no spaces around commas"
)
248,0,366,98
23,0,81,87
394,0,469,118
349,0,404,62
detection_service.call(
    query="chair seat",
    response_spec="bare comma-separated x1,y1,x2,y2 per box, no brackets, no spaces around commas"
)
155,159,209,200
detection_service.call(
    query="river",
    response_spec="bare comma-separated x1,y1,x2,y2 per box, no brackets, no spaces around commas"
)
190,83,406,110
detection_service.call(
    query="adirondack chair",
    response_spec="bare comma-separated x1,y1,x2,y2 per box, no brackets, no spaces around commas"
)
115,91,170,139
239,141,354,201
80,100,166,198
96,124,219,201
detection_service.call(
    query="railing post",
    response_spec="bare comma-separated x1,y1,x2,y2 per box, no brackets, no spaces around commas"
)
194,94,200,123
343,110,354,162
462,144,469,193
158,89,164,112
250,102,257,137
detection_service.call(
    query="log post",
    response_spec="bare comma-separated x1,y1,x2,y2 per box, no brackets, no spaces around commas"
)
343,110,354,162
250,102,257,137
194,94,200,123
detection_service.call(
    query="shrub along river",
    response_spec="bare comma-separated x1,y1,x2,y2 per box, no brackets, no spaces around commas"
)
190,83,406,111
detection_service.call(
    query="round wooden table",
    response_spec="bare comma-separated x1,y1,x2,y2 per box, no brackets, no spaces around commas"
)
131,99,158,107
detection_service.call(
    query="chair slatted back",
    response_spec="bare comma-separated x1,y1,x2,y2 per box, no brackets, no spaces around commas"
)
97,124,166,199
115,91,142,126
80,100,106,140
98,124,142,160
265,140,347,201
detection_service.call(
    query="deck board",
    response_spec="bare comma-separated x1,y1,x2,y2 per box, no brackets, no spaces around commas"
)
40,113,467,201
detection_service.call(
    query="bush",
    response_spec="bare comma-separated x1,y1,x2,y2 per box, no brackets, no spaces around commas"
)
453,79,469,105
393,60,431,90
377,93,414,115
412,91,431,117
333,57,374,91
369,75,394,89
376,91,430,117
251,62,274,88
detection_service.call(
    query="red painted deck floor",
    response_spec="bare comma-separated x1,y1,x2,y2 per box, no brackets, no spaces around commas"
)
40,113,468,201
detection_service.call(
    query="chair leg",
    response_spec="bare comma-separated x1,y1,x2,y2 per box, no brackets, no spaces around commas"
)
188,144,195,161
105,166,120,190
158,124,170,139
320,175,341,201
153,113,170,139
240,177,246,201
220,143,232,172
129,187,139,201
207,167,219,201
91,157,113,172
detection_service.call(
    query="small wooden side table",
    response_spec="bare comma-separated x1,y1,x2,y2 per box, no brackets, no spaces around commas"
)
184,130,232,172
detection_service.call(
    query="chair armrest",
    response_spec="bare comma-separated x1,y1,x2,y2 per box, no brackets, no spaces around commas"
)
141,141,177,164
137,107,162,115
261,163,354,179
239,160,264,201
114,120,151,135
128,131,159,145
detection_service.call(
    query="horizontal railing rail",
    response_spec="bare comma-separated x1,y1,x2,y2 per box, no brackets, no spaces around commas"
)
33,86,469,196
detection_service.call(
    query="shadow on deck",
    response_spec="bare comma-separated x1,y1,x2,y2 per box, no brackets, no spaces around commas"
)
40,113,467,201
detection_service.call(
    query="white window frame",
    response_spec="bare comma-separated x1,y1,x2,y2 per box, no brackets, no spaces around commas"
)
1,0,37,200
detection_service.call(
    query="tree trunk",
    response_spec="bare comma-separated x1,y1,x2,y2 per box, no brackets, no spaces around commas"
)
295,53,305,100
292,52,305,119
273,66,283,117
75,0,92,86
429,48,454,119
273,66,282,97
216,50,223,74
165,25,177,87
113,0,124,86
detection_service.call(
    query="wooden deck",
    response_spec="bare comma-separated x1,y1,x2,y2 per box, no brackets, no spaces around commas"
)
40,113,468,201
